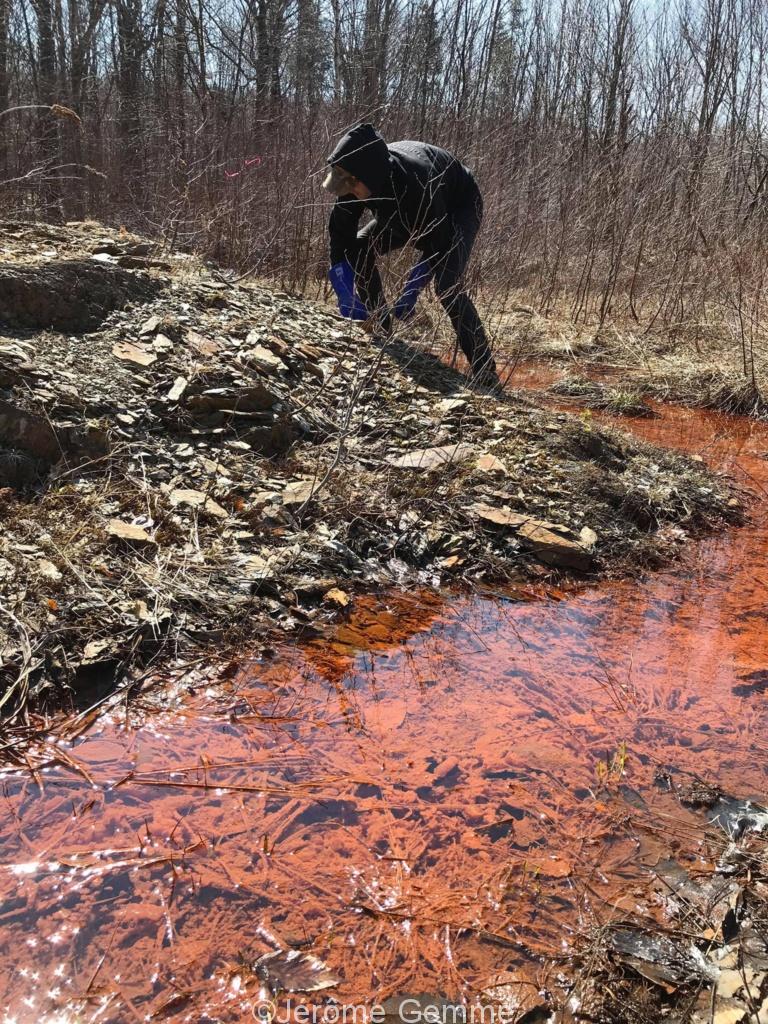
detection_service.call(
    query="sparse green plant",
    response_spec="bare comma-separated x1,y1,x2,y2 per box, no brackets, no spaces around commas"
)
595,741,629,788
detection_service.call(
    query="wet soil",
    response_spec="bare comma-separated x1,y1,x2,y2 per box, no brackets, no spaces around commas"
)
0,399,767,1022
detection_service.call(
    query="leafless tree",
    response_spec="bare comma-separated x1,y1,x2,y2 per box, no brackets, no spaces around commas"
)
2,0,768,345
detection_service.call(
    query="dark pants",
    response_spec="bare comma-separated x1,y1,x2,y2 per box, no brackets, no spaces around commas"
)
351,192,495,373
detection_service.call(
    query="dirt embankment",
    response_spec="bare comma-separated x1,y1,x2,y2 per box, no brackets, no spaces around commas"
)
0,222,741,726
491,301,768,419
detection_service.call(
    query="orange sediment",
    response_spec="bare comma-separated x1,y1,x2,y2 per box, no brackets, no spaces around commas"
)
1,401,767,1022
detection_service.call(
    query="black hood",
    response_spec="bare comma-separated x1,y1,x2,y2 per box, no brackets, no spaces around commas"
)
327,123,391,193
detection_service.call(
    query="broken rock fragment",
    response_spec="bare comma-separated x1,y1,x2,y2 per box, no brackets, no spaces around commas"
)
151,333,174,354
81,638,116,665
186,329,221,356
436,397,468,416
185,384,278,415
243,336,288,376
240,554,274,581
282,478,318,506
387,443,475,470
471,503,594,571
517,521,593,571
112,341,157,367
139,314,161,336
472,503,531,528
579,525,598,547
324,587,351,607
36,558,62,582
107,519,155,545
474,453,507,475
166,376,188,403
169,488,228,519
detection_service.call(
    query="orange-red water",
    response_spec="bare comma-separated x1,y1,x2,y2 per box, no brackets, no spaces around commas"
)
2,400,768,1023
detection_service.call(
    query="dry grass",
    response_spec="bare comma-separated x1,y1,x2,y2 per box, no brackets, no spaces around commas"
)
486,294,768,419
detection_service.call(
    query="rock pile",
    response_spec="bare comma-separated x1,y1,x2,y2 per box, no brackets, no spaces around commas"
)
0,221,741,713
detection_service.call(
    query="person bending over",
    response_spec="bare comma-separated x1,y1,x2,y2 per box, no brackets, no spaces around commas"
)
323,123,499,388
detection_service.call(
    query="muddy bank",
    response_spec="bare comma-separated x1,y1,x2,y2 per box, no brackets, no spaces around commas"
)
491,302,768,419
548,368,768,423
0,223,741,726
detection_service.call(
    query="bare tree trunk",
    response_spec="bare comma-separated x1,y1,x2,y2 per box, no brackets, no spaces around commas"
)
62,0,106,217
600,0,634,151
31,0,62,216
115,0,144,202
0,0,10,176
294,0,319,108
173,0,186,152
255,0,270,98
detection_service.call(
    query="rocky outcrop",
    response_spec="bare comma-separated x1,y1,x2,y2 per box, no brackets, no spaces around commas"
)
0,258,162,332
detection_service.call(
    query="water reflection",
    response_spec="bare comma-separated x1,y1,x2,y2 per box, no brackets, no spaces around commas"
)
0,404,767,1021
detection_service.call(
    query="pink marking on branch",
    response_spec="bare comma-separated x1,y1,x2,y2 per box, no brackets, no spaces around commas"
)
225,156,262,179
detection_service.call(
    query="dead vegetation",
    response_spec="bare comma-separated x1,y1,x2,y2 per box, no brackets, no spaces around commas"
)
567,773,768,1024
649,367,768,419
0,222,743,749
495,302,768,420
548,374,655,418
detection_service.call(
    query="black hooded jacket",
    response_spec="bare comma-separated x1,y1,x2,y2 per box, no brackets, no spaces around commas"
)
326,123,480,265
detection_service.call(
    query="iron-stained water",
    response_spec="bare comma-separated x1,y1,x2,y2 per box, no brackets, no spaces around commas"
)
1,402,767,1021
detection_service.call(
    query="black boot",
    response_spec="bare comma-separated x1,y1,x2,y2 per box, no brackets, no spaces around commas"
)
469,356,503,393
362,306,393,339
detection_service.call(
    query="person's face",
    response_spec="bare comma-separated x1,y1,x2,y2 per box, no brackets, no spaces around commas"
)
348,178,372,200
323,165,372,200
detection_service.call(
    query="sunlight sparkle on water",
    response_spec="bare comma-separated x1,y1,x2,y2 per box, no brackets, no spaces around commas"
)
10,863,38,877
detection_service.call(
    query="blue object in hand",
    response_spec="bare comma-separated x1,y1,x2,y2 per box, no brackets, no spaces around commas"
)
329,261,368,320
393,260,433,320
